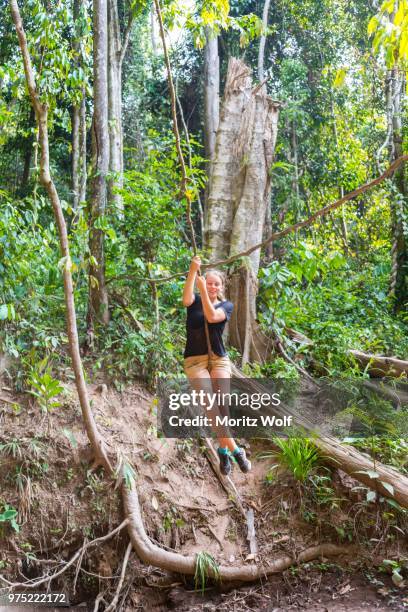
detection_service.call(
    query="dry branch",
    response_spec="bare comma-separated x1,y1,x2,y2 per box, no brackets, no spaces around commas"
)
104,542,133,612
0,520,129,590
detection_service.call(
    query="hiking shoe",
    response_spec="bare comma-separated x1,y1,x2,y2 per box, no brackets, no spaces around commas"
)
233,448,251,473
217,448,232,476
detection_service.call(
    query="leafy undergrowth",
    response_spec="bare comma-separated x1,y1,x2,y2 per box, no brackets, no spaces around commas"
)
258,246,408,376
0,377,407,609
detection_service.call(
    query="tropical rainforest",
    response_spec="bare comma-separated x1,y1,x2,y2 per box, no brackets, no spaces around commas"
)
0,0,408,609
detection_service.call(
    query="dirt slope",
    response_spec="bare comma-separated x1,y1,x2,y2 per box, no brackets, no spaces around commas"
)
0,381,406,609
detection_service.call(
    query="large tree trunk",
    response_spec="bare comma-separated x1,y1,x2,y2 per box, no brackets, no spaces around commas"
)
387,67,408,309
203,28,219,181
88,0,110,327
107,0,123,211
72,0,87,210
204,58,280,363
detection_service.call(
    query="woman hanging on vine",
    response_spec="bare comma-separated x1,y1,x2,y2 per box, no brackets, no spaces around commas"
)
182,256,251,476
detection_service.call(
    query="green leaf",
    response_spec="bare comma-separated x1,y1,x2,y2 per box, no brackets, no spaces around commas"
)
366,490,377,502
333,67,347,88
382,0,397,14
367,16,379,35
0,509,17,521
355,469,379,479
0,304,8,320
381,481,394,495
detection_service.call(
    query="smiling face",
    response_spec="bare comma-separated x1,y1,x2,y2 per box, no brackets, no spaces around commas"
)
205,272,223,301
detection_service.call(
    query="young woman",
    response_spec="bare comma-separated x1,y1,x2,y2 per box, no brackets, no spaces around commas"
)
182,255,251,476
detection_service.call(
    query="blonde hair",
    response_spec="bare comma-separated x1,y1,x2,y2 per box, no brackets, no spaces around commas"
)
205,269,226,301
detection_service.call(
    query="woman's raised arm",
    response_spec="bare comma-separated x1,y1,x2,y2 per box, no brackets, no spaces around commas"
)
182,256,201,307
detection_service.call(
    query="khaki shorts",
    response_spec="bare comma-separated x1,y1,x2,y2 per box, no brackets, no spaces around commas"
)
183,354,231,377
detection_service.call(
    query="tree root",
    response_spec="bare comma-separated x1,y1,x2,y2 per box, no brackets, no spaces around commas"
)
0,520,129,592
104,542,133,612
122,479,352,582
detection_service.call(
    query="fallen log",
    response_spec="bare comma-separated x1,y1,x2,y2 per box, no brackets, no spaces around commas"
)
349,350,408,378
285,327,314,346
231,365,408,508
363,379,408,407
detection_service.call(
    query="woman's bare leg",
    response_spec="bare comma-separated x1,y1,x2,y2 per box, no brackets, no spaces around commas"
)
210,367,237,453
187,369,234,448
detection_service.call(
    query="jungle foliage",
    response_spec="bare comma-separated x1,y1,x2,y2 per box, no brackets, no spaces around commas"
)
0,0,407,389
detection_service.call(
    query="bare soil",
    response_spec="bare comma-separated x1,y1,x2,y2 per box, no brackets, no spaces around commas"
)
0,379,407,610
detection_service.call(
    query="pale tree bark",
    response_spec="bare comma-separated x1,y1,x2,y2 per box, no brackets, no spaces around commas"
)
72,96,87,208
107,0,134,212
330,97,348,252
10,0,111,471
107,0,123,210
257,0,271,81
21,107,35,192
72,0,87,210
204,58,280,364
203,28,219,179
150,5,157,56
88,0,110,328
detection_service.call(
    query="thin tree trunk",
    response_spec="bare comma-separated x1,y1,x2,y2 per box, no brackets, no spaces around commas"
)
203,28,219,182
88,0,110,327
72,0,87,209
78,93,87,204
72,103,80,205
21,107,35,192
71,96,87,208
107,0,123,211
150,6,157,55
10,0,111,470
258,0,273,260
257,0,271,81
388,67,408,309
330,97,348,252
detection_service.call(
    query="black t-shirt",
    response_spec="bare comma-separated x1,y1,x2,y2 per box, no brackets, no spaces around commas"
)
184,293,234,358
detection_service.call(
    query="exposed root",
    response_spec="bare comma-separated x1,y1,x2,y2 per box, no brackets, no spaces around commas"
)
122,478,352,582
104,542,133,612
0,520,129,592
